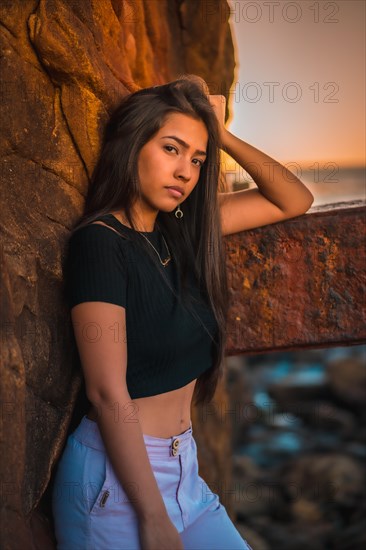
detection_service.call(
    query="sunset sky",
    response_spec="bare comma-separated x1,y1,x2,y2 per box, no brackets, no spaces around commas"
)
225,0,365,169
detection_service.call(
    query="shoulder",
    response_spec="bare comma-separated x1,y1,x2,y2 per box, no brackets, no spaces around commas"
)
66,221,129,269
64,222,129,309
71,221,127,241
69,221,128,251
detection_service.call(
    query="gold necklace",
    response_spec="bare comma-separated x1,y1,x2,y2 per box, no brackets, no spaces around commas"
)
139,231,172,267
111,213,172,267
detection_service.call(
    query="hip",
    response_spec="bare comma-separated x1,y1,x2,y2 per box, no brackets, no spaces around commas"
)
52,415,220,546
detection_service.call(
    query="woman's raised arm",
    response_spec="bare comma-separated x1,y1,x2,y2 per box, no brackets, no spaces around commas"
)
209,95,314,235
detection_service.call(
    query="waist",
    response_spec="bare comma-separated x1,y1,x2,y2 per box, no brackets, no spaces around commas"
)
73,415,194,458
86,378,196,437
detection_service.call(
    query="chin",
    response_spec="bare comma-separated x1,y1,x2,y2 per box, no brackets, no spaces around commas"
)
157,203,180,214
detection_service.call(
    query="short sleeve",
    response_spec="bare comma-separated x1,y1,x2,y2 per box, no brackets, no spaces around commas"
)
64,224,127,308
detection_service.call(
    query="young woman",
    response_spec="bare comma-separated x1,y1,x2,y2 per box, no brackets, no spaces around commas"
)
52,75,313,549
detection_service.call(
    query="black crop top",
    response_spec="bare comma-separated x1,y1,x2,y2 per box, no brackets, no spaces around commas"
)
65,214,219,398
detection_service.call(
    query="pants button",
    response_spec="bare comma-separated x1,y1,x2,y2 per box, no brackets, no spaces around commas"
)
171,438,180,456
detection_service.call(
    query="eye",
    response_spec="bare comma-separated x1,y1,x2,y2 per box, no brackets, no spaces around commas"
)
164,145,178,154
192,158,204,168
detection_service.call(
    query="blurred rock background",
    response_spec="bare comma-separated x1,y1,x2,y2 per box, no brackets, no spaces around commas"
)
226,345,366,549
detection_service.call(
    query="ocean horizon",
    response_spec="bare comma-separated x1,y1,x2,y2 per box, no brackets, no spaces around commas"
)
227,166,365,207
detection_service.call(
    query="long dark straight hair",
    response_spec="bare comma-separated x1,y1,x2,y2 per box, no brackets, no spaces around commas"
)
72,75,229,406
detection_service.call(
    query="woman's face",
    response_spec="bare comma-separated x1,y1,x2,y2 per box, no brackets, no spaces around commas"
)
136,112,208,217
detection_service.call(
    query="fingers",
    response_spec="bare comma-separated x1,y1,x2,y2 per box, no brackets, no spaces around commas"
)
209,95,226,126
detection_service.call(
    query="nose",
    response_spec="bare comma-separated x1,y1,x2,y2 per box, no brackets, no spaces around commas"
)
174,157,191,183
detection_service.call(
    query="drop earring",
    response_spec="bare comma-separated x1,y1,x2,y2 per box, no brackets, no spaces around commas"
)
175,205,183,219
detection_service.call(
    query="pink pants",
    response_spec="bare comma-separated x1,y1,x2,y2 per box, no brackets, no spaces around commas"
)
52,415,251,549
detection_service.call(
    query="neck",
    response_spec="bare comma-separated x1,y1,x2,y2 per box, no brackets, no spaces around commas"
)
112,209,158,232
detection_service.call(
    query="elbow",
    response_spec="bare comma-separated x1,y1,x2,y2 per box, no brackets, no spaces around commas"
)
282,191,314,219
292,188,315,216
86,384,131,408
294,179,315,213
303,189,315,212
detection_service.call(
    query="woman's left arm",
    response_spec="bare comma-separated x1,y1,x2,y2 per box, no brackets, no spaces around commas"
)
209,95,314,236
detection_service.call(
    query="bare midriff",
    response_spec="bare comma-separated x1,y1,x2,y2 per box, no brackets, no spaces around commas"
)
86,378,197,438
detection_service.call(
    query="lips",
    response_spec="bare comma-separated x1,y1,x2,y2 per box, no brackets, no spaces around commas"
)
165,186,184,197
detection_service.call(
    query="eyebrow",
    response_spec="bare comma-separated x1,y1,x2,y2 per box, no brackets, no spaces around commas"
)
160,135,207,157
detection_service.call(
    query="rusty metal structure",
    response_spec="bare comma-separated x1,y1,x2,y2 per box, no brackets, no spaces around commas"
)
225,200,366,356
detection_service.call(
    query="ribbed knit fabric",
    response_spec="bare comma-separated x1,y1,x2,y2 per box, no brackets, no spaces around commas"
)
64,214,219,398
